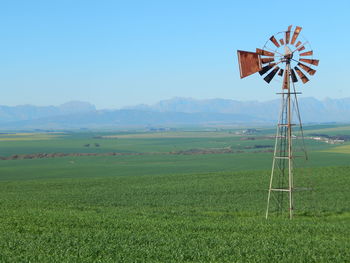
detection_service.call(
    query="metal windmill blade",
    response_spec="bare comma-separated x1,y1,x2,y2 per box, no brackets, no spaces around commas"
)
297,45,306,52
294,66,309,83
290,69,298,82
298,62,316,75
264,66,280,83
285,25,292,44
259,63,276,75
261,57,275,64
299,58,319,66
291,26,302,45
270,35,280,48
299,51,313,56
256,48,275,56
278,68,284,76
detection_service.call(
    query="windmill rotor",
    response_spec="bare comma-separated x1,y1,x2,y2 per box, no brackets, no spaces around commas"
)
237,25,319,86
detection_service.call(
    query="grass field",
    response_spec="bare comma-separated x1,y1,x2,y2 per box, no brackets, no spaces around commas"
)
0,125,349,262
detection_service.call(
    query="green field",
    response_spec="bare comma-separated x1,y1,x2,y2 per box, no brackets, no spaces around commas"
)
0,125,349,262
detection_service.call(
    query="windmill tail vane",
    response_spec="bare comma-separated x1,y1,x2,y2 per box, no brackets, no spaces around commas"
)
237,25,319,219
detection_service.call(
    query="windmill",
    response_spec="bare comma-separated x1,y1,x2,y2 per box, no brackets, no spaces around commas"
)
237,25,319,219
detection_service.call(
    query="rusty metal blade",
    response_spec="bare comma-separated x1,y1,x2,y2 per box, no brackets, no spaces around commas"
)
278,68,284,76
291,69,298,82
259,63,276,75
256,48,274,56
294,66,309,83
298,62,316,75
270,36,280,48
295,41,302,47
261,57,275,64
279,39,285,45
291,26,302,45
237,50,262,78
297,45,305,52
299,58,319,66
263,67,279,83
299,50,313,56
285,25,292,44
282,70,289,89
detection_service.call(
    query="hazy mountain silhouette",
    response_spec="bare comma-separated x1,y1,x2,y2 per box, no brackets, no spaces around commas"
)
125,97,350,123
0,97,349,129
2,110,262,129
0,101,95,123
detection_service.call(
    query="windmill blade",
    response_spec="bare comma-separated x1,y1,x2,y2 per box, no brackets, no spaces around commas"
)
278,68,284,76
263,67,279,83
259,63,276,75
295,41,302,47
256,48,274,56
285,25,292,44
299,58,319,66
294,66,309,83
291,69,298,82
237,50,263,78
291,26,302,45
269,36,280,48
261,57,275,64
297,45,305,52
299,50,313,56
298,62,316,75
279,39,284,45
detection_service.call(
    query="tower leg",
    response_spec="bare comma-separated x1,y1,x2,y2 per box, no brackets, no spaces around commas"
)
266,92,285,219
266,63,295,219
287,65,293,219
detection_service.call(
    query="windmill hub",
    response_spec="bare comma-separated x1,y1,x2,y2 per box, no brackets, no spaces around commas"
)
284,46,293,60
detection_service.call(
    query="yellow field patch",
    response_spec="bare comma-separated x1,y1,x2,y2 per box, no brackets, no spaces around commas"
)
306,125,350,134
322,144,350,154
0,132,65,141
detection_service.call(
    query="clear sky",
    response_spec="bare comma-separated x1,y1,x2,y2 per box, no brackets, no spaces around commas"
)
1,0,349,109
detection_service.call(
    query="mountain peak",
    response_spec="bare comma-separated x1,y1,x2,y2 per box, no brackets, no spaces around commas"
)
59,101,96,113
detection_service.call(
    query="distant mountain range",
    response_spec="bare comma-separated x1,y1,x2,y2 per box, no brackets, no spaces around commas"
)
0,97,350,130
0,101,96,123
125,97,350,124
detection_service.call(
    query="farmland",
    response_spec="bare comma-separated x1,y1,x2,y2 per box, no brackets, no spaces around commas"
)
0,125,349,262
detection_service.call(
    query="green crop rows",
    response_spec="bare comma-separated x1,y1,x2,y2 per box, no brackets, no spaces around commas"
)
0,125,349,262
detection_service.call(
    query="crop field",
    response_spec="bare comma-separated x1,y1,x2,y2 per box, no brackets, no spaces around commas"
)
0,132,64,141
0,125,349,262
322,144,350,154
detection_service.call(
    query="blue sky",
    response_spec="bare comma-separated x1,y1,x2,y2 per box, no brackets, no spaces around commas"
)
1,0,349,109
